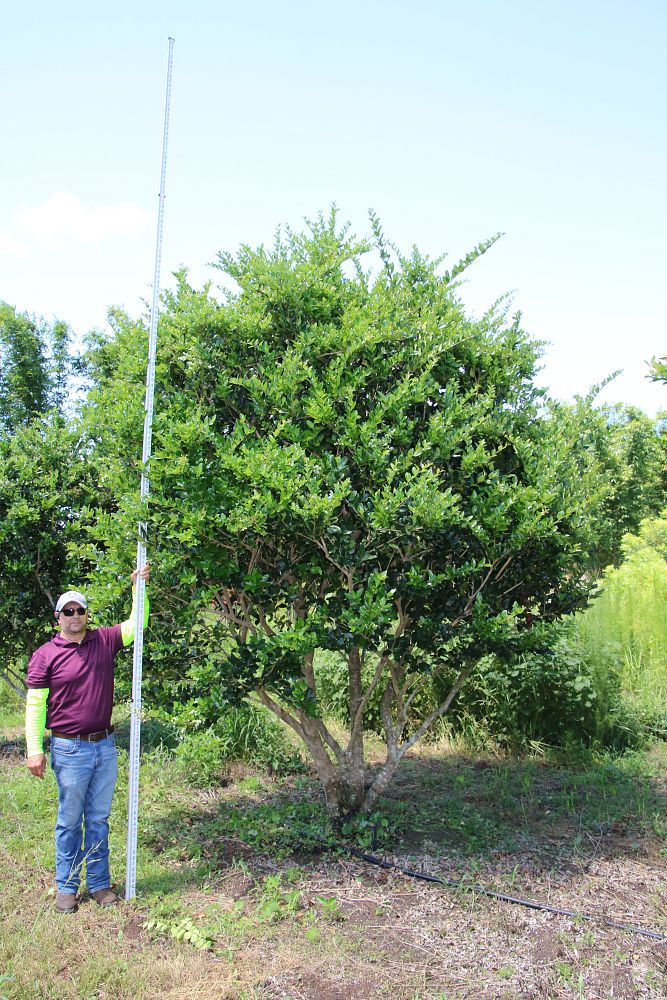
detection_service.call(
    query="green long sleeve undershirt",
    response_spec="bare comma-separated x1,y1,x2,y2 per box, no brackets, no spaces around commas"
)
25,688,49,758
25,588,150,758
120,587,150,647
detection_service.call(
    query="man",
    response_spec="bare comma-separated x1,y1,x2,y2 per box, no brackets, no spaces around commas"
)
25,565,150,914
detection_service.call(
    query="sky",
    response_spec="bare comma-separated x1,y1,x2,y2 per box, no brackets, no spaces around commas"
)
2,0,666,414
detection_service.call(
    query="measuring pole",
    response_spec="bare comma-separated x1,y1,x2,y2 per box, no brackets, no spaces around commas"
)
125,36,175,901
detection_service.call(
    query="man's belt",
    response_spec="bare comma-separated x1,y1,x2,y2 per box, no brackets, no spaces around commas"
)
50,727,114,742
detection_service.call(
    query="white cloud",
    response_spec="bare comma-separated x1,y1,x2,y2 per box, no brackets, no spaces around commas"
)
0,231,29,257
18,192,151,245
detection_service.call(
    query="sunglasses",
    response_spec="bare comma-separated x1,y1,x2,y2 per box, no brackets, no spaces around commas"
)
60,608,87,617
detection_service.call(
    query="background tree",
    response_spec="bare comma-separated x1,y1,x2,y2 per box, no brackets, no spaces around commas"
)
557,400,667,572
0,305,93,692
82,213,612,819
0,303,71,433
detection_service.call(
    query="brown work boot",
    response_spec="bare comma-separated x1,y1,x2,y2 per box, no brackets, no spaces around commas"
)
91,887,117,907
55,892,78,914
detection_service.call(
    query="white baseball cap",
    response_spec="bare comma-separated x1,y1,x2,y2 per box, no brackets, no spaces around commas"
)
55,591,88,613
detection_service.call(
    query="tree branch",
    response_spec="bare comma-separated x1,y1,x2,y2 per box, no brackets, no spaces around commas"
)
34,544,55,609
399,662,477,754
257,689,306,741
379,681,398,756
310,716,345,763
349,653,386,746
451,555,507,626
0,666,27,699
310,536,353,589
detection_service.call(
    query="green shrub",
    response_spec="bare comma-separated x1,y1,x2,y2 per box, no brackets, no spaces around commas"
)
171,703,303,785
456,629,641,750
314,626,622,750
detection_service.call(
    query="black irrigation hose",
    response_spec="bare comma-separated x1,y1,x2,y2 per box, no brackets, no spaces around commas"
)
341,844,667,943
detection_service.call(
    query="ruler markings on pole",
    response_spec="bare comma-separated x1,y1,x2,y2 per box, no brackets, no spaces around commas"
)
125,36,175,901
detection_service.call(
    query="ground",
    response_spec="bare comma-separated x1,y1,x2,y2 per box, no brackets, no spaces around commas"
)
2,725,667,999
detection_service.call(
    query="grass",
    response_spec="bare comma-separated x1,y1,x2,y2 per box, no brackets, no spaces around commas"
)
6,523,667,995
4,678,667,997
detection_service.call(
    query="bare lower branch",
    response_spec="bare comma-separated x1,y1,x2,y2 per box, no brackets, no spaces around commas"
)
363,661,477,814
348,646,363,728
247,544,261,574
255,605,276,637
310,717,345,763
0,669,27,699
258,686,343,764
257,689,306,741
302,651,316,691
451,558,502,627
399,662,477,755
387,658,403,701
214,588,259,635
349,654,387,746
495,553,514,581
380,681,398,755
310,536,353,588
34,544,55,609
395,599,410,636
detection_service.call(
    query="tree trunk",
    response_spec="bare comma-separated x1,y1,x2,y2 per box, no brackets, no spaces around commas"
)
361,753,402,815
299,715,366,820
346,646,365,791
260,658,476,821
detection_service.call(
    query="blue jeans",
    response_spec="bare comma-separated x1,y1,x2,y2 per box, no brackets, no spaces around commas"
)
50,734,118,894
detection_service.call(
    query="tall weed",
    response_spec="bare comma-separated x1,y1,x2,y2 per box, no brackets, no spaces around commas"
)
577,514,667,735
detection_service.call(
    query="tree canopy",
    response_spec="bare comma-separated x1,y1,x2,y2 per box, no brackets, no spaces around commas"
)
81,213,613,817
557,400,667,572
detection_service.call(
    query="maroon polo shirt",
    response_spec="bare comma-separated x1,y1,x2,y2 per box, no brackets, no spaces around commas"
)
27,626,124,734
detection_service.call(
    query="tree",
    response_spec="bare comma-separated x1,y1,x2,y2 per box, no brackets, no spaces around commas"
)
649,356,667,384
0,306,93,692
561,401,667,572
82,212,610,819
0,303,71,434
0,418,97,679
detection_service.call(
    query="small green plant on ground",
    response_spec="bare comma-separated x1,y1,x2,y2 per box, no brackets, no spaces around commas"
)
252,873,301,923
144,908,215,950
314,895,344,921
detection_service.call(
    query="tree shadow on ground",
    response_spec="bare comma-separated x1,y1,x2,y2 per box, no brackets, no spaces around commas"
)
140,745,667,898
0,735,24,756
381,749,667,871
